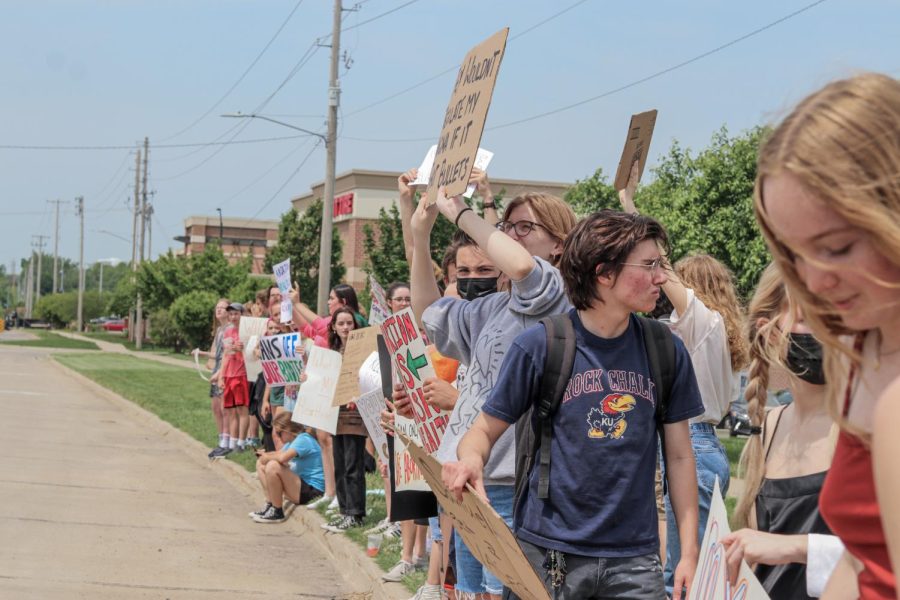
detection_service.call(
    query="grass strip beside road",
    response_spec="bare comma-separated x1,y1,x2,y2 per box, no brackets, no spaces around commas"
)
52,351,423,592
0,330,99,350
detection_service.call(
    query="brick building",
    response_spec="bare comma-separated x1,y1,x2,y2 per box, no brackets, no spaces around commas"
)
291,169,571,290
175,216,279,274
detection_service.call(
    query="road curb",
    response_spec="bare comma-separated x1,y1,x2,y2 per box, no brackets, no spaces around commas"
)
51,356,406,600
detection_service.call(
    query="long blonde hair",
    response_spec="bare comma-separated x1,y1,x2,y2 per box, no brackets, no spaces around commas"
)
753,72,900,440
675,254,749,371
733,264,790,529
503,193,577,266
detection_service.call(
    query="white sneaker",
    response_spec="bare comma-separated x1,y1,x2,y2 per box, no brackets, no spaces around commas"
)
325,496,340,514
381,559,415,582
382,521,402,539
407,584,443,600
364,517,392,535
306,495,333,510
412,555,429,571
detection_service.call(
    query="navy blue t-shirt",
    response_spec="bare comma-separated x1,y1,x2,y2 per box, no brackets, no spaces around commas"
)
482,310,703,557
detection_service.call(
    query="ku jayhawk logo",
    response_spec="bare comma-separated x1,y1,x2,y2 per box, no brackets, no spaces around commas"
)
587,393,636,439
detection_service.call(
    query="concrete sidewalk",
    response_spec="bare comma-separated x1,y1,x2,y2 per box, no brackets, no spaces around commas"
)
55,330,197,370
0,344,387,599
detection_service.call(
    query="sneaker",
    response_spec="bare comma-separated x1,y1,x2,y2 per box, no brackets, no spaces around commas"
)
382,559,416,582
248,502,272,518
252,505,286,523
209,447,231,460
207,447,219,459
407,584,443,600
325,496,340,512
322,515,364,533
364,517,393,535
306,495,333,510
382,521,402,539
247,438,261,448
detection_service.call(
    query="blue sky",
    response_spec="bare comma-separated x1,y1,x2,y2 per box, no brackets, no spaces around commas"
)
1,0,897,270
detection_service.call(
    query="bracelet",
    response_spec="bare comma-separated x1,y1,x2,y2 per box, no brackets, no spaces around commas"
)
482,203,496,210
454,207,474,227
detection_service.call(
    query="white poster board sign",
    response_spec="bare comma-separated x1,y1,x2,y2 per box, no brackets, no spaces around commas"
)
412,145,494,199
273,258,293,323
356,388,389,465
292,346,341,435
239,316,268,381
689,478,770,600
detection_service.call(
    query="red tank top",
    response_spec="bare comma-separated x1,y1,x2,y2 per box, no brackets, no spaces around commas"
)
819,345,897,599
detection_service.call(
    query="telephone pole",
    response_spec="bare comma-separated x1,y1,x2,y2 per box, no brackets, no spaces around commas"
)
129,150,141,341
24,258,34,319
48,199,66,293
75,197,85,332
32,234,48,303
316,0,343,315
135,137,149,349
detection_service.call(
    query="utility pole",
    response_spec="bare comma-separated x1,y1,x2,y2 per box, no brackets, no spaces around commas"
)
130,150,141,342
48,199,66,293
32,234,48,304
75,197,85,332
135,137,149,350
316,0,342,315
24,258,34,319
146,203,154,258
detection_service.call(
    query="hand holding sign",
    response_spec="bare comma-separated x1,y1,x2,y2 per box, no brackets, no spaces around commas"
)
614,109,658,191
618,161,640,214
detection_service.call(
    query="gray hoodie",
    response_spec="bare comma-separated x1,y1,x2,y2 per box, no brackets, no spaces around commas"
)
423,257,571,485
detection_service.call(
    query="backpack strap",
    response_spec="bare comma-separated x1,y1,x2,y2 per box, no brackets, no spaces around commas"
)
534,313,577,499
638,316,677,492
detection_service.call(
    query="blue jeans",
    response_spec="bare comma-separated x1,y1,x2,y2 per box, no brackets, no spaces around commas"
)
663,424,730,594
455,484,514,595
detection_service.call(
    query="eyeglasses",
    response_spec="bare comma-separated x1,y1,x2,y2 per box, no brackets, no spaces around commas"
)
495,219,545,238
620,257,667,276
390,297,412,304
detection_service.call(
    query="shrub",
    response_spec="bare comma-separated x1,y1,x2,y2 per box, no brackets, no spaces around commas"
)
170,291,218,350
149,308,184,351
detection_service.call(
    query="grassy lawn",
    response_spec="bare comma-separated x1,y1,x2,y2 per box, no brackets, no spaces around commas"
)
0,330,99,350
720,435,746,474
81,330,192,361
52,351,423,592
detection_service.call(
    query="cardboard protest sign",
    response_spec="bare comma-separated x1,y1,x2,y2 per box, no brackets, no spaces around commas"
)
356,388,389,464
399,431,551,600
257,332,304,387
613,109,658,191
425,28,508,203
273,258,293,323
238,316,268,380
689,478,770,600
292,346,341,435
333,327,380,406
412,145,494,199
379,307,450,455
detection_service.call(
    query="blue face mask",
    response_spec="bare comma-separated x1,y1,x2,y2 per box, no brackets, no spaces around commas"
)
456,276,499,301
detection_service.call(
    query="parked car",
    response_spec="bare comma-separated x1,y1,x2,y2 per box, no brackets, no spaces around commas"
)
102,319,127,332
718,373,793,437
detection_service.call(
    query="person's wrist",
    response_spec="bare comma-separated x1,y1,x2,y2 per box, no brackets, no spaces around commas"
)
454,207,474,227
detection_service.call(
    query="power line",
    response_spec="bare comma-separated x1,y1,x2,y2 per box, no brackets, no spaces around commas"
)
0,133,316,151
158,0,310,143
219,136,319,208
342,0,591,119
341,0,828,142
339,0,421,34
243,139,322,224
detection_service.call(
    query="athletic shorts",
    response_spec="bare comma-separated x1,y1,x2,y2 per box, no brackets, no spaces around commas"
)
298,479,325,505
223,377,249,408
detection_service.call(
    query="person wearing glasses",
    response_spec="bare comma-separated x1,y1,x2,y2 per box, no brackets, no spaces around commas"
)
409,182,575,600
445,209,702,599
618,168,750,595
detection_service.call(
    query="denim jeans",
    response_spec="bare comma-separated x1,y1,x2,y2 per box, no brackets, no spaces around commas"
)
663,423,730,594
509,538,664,599
455,484,514,595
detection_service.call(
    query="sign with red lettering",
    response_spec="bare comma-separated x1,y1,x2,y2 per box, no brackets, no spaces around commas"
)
333,192,354,218
379,308,450,456
425,28,508,204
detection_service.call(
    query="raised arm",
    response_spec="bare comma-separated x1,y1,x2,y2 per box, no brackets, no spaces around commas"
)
617,162,689,315
469,167,498,226
434,188,535,282
397,168,418,265
409,196,442,322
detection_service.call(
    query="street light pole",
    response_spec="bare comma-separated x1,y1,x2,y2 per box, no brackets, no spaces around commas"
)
317,0,342,315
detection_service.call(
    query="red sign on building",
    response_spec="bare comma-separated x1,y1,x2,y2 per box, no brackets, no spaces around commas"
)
333,193,354,218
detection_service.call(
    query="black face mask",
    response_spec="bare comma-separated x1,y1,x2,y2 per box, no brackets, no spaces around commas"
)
785,333,825,385
456,276,499,301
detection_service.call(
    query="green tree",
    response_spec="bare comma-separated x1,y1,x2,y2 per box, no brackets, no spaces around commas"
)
106,276,135,317
170,291,218,349
34,291,103,328
149,308,185,351
563,167,620,217
634,126,770,298
265,201,345,307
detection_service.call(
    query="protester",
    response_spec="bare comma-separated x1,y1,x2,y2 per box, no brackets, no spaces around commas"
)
292,283,369,348
259,318,291,418
250,412,325,523
752,72,900,599
444,209,703,599
266,285,282,318
721,264,840,599
252,289,269,317
322,306,369,532
202,298,229,459
409,185,575,599
210,302,251,457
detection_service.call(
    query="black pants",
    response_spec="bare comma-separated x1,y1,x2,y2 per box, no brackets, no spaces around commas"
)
333,434,366,518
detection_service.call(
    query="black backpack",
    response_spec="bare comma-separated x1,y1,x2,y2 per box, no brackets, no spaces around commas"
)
513,313,676,507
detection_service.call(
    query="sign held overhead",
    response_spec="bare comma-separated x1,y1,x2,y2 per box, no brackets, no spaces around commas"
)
613,109,658,191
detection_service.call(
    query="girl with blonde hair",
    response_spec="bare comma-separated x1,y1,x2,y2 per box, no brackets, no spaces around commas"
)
722,265,840,599
753,72,900,598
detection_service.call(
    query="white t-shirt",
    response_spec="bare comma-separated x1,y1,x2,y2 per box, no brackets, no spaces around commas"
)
668,288,739,424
